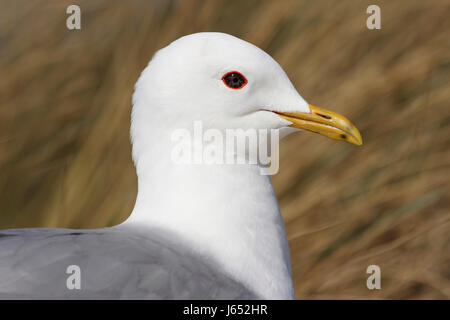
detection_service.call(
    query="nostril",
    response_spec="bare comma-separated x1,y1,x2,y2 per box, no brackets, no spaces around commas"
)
317,113,332,120
340,134,347,139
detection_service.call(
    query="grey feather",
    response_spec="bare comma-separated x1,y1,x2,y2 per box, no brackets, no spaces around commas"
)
0,226,257,299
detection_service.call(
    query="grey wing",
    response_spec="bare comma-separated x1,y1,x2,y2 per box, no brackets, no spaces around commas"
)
0,227,257,299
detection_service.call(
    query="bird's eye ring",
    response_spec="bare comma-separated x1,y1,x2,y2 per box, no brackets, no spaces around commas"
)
222,71,248,89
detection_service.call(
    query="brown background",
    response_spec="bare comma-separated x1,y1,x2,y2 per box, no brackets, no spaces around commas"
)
0,0,449,299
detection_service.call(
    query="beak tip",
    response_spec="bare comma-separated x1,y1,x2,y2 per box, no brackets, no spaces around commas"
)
351,132,363,146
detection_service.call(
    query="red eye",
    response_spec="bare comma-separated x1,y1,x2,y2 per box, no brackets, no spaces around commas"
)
222,71,248,89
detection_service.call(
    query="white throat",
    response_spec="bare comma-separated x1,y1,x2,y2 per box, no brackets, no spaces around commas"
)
123,129,295,299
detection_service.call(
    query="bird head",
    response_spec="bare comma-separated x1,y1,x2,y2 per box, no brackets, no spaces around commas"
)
131,32,362,166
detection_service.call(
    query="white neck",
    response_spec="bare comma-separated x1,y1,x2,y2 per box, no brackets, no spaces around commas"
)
123,130,295,299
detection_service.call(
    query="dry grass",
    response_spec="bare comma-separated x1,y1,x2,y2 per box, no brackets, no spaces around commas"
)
0,0,449,299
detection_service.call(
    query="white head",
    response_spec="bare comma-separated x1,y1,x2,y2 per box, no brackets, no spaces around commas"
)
131,32,362,169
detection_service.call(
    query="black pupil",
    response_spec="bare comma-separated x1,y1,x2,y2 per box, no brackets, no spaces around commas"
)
224,73,245,88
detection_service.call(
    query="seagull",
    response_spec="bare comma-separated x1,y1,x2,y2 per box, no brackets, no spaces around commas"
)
0,32,362,300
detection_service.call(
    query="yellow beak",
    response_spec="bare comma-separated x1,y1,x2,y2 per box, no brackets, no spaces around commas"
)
276,104,363,145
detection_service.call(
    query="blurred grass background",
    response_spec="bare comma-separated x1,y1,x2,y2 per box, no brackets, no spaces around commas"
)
0,0,449,299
